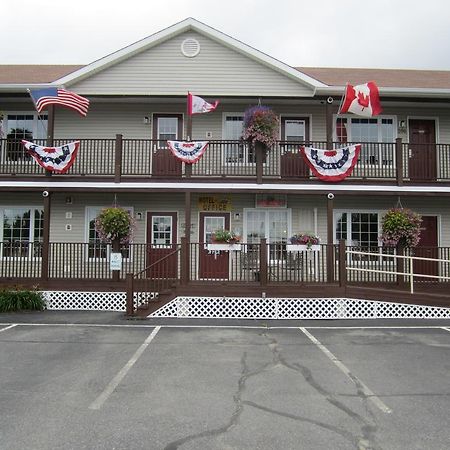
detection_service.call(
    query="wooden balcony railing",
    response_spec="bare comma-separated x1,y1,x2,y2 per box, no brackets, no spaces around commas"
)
0,137,449,184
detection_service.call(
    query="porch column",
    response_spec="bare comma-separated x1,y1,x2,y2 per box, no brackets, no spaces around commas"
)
325,98,334,148
326,193,335,283
395,137,403,186
41,191,51,281
45,105,55,178
114,134,123,183
185,102,192,178
255,142,264,184
183,191,191,283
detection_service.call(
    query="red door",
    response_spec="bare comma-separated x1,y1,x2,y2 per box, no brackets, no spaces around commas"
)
408,119,436,181
146,212,178,278
199,212,230,279
280,117,310,178
152,114,183,177
413,216,438,282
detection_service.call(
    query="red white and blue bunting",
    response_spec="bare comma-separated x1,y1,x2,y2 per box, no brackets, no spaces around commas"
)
301,144,361,182
167,140,209,164
21,140,80,173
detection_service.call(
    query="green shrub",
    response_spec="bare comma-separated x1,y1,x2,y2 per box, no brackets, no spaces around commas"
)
0,288,45,312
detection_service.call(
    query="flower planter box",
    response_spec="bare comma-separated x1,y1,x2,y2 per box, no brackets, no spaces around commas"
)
287,244,321,252
207,243,242,251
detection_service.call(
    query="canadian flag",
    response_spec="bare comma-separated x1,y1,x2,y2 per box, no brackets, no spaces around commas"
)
188,92,219,115
339,81,382,117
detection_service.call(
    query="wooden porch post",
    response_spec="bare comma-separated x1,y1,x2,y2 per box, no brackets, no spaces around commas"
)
41,191,51,281
259,238,268,286
325,99,334,148
183,191,191,283
255,141,264,184
114,133,123,183
125,272,134,316
180,237,188,285
396,243,405,287
185,100,192,178
45,105,55,178
112,239,120,282
395,137,403,186
338,239,347,288
327,194,335,283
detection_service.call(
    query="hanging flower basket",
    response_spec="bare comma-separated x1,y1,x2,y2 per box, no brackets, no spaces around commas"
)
95,207,135,244
287,232,321,252
381,208,422,248
242,105,279,149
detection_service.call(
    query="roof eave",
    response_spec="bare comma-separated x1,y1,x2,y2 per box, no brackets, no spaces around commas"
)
316,85,450,98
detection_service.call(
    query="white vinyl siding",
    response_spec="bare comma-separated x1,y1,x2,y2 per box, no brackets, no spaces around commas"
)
70,31,313,97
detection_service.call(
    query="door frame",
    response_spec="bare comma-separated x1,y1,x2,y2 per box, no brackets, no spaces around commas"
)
198,211,231,279
151,113,184,141
407,117,438,181
413,214,440,280
279,114,312,141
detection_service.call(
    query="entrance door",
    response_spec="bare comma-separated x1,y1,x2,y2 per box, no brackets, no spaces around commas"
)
199,212,230,279
152,114,183,177
408,119,436,181
413,215,438,282
146,212,178,278
280,117,310,178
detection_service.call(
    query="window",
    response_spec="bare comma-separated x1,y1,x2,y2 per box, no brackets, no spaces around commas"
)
244,209,291,260
152,114,182,149
1,208,43,258
86,207,133,259
336,116,395,166
151,216,173,246
223,115,256,164
335,211,381,261
3,113,48,161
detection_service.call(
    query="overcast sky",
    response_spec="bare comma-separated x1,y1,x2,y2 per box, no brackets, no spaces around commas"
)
2,0,450,70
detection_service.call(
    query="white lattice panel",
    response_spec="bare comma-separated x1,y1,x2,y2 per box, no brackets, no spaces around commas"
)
43,291,126,311
43,291,158,311
149,297,450,320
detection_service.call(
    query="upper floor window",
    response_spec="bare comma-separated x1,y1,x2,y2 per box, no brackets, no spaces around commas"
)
336,116,396,166
152,114,183,149
223,114,257,164
2,113,48,161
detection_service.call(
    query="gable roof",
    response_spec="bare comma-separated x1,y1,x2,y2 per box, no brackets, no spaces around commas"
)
53,17,325,90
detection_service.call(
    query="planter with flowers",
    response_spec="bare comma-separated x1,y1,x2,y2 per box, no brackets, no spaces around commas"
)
242,105,280,153
207,229,241,251
287,232,321,252
381,208,422,248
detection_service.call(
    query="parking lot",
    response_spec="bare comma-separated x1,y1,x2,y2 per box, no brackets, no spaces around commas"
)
1,313,450,449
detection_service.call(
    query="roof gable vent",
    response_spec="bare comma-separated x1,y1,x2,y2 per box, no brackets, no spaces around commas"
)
181,38,200,58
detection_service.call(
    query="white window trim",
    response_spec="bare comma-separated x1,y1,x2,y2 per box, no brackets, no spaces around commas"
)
2,112,48,164
279,114,312,141
0,206,44,260
85,206,134,261
243,208,292,245
150,214,174,248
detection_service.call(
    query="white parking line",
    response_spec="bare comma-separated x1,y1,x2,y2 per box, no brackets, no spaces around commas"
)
441,327,450,333
299,327,392,414
0,324,17,333
89,326,161,411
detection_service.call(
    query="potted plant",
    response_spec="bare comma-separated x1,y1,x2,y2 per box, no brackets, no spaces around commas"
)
95,207,135,245
287,232,321,252
381,208,422,248
207,229,241,251
242,105,279,150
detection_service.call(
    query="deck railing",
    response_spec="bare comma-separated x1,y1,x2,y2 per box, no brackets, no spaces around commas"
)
1,137,449,183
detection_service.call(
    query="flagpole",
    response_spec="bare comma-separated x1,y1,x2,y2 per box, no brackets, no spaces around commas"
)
185,92,192,178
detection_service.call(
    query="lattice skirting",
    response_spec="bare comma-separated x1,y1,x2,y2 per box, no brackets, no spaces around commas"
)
42,291,157,312
149,297,450,320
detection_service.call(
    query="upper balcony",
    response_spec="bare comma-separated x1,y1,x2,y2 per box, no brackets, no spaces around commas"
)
0,137,448,186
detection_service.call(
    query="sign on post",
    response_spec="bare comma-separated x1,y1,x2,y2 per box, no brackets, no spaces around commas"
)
110,252,122,271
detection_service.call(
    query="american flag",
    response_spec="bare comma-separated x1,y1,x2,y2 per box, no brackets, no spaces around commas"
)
30,88,90,117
